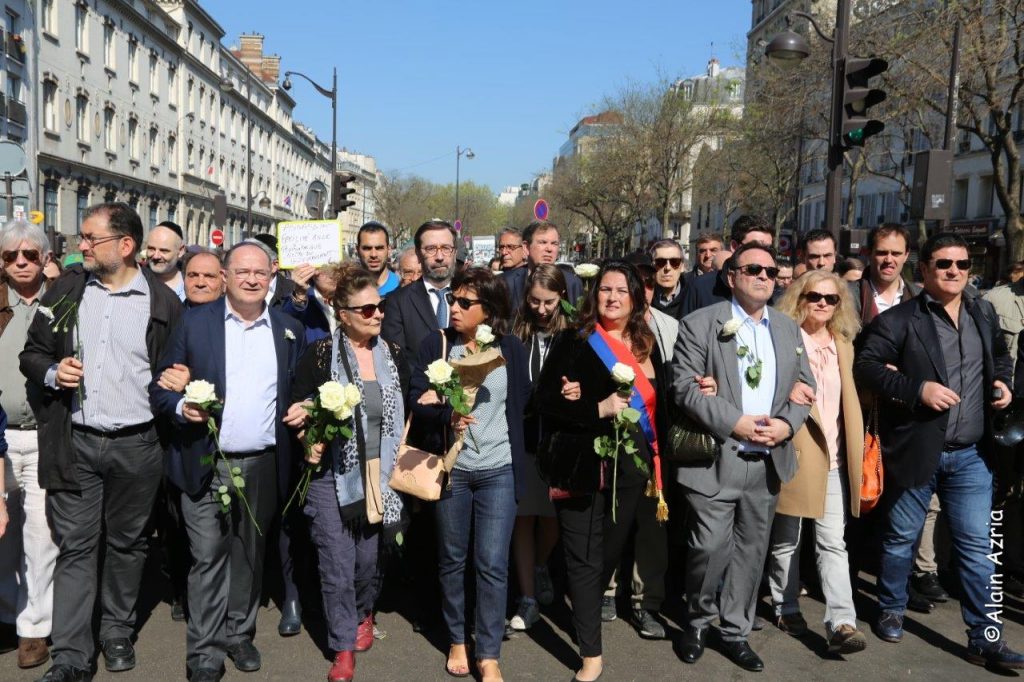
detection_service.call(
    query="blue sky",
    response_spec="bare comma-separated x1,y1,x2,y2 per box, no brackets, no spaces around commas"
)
206,0,752,193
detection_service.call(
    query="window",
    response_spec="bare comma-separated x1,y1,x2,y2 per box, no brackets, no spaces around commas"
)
953,178,969,219
149,54,158,95
76,187,89,227
199,85,206,120
149,126,159,163
168,65,177,105
103,106,115,151
149,203,158,228
43,81,57,131
6,75,22,104
103,22,114,68
75,95,89,141
168,135,177,172
168,203,176,224
42,0,56,35
128,117,138,158
128,40,138,82
978,175,994,216
75,3,87,52
187,78,195,113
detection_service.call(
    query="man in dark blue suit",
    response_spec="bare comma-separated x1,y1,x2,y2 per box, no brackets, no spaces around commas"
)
501,221,583,309
150,242,307,682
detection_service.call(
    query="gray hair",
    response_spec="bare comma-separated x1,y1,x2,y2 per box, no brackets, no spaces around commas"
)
0,220,51,256
398,246,417,262
226,240,273,270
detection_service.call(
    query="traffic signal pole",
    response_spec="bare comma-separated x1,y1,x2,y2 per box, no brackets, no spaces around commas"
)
824,0,851,241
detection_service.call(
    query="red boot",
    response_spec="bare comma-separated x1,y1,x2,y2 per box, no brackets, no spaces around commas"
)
328,650,355,682
354,614,374,652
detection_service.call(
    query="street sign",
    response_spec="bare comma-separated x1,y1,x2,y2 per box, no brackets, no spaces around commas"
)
210,229,224,246
454,219,462,232
534,199,549,221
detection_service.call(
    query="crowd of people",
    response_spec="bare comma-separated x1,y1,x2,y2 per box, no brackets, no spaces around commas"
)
0,203,1022,682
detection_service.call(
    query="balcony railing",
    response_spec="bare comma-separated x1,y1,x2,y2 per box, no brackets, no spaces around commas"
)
6,33,25,62
8,100,27,126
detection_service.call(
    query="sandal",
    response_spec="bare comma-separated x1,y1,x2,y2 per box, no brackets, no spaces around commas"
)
445,645,470,678
478,659,503,682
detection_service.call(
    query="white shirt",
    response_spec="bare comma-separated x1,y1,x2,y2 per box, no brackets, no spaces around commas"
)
730,300,777,455
423,280,450,319
871,277,905,314
218,300,278,452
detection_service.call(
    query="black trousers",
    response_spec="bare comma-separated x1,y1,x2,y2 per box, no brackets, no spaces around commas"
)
555,481,645,658
48,425,163,670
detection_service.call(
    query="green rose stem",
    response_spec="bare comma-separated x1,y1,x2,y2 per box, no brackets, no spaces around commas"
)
198,404,261,535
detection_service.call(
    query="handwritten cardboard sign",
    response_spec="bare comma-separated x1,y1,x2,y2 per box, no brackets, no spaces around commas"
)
277,220,342,269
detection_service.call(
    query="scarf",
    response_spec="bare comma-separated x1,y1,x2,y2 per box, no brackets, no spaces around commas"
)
329,329,405,530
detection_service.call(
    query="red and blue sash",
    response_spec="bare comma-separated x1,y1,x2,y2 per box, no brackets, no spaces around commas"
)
587,325,659,457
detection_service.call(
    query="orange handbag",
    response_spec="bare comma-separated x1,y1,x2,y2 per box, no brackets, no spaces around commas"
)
860,400,883,513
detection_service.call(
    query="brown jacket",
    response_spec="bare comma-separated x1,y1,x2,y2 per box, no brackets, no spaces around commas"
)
776,336,864,519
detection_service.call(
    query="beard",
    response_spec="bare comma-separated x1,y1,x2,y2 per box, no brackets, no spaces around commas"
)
148,259,178,275
424,262,452,283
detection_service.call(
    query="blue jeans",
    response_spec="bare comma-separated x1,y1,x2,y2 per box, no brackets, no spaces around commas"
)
435,465,516,659
878,445,1000,642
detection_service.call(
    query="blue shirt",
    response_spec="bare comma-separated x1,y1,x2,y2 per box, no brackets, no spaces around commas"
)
218,301,278,452
379,269,400,297
730,300,776,454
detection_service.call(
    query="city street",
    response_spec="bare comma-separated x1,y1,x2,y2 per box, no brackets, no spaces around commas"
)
5,567,1023,681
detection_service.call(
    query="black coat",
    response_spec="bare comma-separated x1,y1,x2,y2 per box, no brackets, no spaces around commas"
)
680,269,731,318
20,265,182,491
380,280,442,376
854,294,1011,488
408,329,531,500
502,265,584,308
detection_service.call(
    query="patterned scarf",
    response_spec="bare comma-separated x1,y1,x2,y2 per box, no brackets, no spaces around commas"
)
330,329,405,530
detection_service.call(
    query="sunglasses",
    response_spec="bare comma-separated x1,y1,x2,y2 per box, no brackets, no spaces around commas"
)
732,264,779,279
802,291,840,305
933,258,971,271
445,292,482,309
653,257,682,269
341,300,387,319
1,249,40,264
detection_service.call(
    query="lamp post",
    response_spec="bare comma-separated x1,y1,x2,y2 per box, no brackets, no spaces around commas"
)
218,69,255,239
283,68,337,214
455,145,475,225
765,0,851,242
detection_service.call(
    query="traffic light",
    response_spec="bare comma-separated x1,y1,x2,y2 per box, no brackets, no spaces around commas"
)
840,57,888,149
332,172,356,214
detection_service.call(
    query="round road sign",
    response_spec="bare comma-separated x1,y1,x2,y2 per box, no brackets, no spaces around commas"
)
210,229,224,246
534,199,549,221
454,219,463,232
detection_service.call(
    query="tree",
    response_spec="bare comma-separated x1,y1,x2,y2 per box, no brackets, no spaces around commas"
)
373,172,435,245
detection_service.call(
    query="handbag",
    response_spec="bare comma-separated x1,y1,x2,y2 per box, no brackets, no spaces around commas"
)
860,399,883,514
535,431,604,493
664,406,719,465
388,332,451,501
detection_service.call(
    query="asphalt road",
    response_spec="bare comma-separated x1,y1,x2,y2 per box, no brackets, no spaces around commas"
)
4,568,1024,682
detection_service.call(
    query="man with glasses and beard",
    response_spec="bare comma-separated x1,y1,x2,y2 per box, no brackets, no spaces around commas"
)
146,221,187,302
855,233,1024,671
20,203,182,682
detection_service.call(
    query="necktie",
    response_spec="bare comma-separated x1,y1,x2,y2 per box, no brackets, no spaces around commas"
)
433,287,449,328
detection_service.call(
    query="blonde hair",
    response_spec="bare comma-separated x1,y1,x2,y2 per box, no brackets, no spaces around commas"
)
775,269,861,342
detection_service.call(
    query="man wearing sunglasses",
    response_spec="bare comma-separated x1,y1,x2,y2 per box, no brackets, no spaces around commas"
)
0,220,58,670
681,215,775,317
648,239,687,319
500,221,583,308
855,233,1024,670
20,203,183,682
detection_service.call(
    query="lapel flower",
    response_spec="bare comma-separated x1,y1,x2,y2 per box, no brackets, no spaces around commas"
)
38,306,54,322
796,346,804,355
721,318,743,338
284,328,296,341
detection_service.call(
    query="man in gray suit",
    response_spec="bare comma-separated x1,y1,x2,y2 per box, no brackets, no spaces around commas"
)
672,242,813,672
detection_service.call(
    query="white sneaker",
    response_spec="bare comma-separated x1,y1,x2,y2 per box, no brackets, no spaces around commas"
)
509,598,540,631
535,565,554,606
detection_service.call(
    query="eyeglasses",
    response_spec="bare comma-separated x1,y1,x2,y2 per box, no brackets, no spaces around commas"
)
732,264,779,279
445,292,482,309
421,245,455,256
1,249,40,264
653,257,682,269
76,232,123,247
341,300,387,318
933,258,971,271
498,243,523,251
229,268,272,281
802,291,840,306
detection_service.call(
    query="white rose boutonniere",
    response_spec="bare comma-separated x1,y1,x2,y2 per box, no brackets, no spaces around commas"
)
37,306,54,323
721,318,743,338
796,346,804,356
284,329,296,341
426,359,455,385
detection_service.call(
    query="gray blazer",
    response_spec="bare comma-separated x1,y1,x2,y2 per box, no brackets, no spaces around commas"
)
671,300,814,496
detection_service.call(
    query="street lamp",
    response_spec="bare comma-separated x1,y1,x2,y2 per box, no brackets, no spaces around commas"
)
283,68,337,215
455,145,475,225
766,4,850,241
218,71,255,239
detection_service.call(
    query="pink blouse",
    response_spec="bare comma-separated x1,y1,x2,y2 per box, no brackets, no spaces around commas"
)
801,329,843,470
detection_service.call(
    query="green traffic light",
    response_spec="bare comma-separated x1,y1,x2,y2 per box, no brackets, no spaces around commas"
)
846,129,865,145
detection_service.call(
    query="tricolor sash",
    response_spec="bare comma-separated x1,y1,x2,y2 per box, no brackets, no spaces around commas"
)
587,325,659,456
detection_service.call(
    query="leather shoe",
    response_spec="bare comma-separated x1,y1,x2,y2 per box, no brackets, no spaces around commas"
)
226,640,261,672
278,599,302,637
720,640,764,672
18,637,50,669
966,639,1024,670
874,612,904,643
190,668,223,682
679,625,708,664
911,572,949,602
171,599,186,622
329,651,355,681
35,664,92,681
100,637,136,672
355,613,374,652
775,612,808,637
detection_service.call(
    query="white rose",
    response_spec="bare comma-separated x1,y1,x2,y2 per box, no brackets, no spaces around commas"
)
425,359,454,385
476,324,495,346
343,382,362,408
722,318,743,337
611,362,635,386
334,402,353,421
575,263,600,279
184,380,218,404
318,381,347,414
284,329,296,341
38,306,54,322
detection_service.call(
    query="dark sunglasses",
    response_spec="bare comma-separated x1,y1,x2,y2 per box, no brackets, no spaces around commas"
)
732,264,779,279
341,300,387,319
445,292,482,309
933,258,971,271
802,291,840,305
653,257,682,269
1,249,40,264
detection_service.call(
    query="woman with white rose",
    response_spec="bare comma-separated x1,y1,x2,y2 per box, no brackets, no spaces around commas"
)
534,260,673,682
408,267,530,682
290,263,409,682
